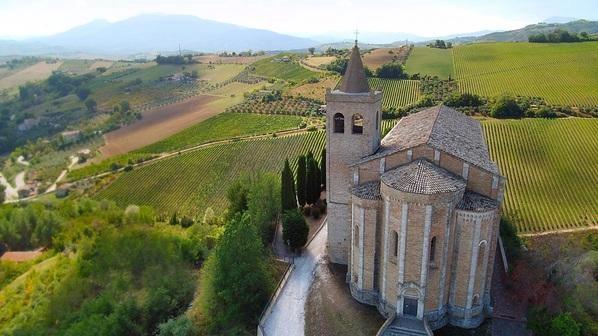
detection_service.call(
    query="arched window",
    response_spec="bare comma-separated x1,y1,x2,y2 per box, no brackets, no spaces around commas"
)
429,236,437,262
354,224,359,247
473,294,480,305
352,114,363,134
392,231,399,257
333,113,344,133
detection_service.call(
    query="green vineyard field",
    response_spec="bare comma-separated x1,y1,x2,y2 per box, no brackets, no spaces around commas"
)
368,78,421,109
453,42,598,106
95,131,326,216
404,47,454,79
482,118,598,233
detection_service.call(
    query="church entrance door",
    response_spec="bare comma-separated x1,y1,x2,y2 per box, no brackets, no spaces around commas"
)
403,297,418,317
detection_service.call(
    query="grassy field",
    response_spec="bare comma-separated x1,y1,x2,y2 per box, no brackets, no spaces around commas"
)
368,78,421,109
136,112,302,154
287,76,339,102
95,131,325,216
0,61,63,91
405,47,454,79
252,55,321,82
454,42,598,106
482,118,598,233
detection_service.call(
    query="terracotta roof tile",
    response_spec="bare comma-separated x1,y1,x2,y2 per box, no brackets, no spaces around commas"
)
381,158,466,194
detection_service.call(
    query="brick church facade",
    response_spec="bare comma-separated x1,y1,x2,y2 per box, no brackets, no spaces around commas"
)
325,44,505,333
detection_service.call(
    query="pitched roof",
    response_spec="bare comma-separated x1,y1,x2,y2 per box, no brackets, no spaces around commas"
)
456,191,499,212
381,159,466,195
338,45,370,93
362,105,499,174
352,181,381,200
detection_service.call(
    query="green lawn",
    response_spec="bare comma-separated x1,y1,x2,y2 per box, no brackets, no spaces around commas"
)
482,118,598,233
405,47,454,79
454,42,598,106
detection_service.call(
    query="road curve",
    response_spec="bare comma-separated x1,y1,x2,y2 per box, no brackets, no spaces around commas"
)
263,222,328,336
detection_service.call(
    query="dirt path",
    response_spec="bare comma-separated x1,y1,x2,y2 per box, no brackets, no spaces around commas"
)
46,156,78,193
262,222,328,336
100,95,222,157
519,225,598,237
0,171,26,202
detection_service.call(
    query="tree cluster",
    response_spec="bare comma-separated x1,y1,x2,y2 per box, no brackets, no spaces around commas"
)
295,151,323,207
529,29,592,43
428,40,452,49
376,63,408,79
226,174,280,244
196,176,279,334
443,92,484,108
155,54,195,65
490,94,524,118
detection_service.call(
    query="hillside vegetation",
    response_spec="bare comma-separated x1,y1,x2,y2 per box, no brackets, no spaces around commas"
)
453,42,598,107
483,118,598,233
478,19,598,42
95,131,326,216
251,55,321,83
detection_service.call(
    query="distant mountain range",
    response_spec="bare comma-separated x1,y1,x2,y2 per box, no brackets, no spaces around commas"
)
0,14,317,57
0,15,596,58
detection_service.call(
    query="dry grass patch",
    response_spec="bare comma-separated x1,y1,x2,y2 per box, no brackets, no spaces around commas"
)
362,47,409,70
99,95,222,157
303,56,336,68
288,76,340,102
88,60,114,71
0,61,63,90
305,263,384,336
197,54,269,64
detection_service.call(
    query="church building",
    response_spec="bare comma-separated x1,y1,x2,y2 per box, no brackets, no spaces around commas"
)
325,43,505,334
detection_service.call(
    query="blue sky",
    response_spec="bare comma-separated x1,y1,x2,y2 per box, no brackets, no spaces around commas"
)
0,0,596,39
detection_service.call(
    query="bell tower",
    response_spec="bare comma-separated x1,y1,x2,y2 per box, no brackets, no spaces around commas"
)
325,42,382,264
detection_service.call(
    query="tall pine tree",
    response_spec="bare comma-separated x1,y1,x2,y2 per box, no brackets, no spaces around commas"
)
281,159,297,210
320,148,326,189
296,155,307,207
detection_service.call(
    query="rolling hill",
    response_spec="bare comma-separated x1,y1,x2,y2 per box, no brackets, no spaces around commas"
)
476,19,598,42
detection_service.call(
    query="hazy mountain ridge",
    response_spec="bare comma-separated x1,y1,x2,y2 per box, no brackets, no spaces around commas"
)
0,14,317,57
476,19,598,42
1,15,597,58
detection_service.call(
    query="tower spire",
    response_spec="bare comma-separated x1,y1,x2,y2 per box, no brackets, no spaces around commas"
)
338,39,370,93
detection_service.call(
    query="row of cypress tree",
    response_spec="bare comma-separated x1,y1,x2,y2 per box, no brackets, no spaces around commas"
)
281,148,326,211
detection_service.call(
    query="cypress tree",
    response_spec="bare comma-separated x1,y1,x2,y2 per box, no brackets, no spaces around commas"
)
306,152,317,205
296,155,307,207
320,148,326,189
281,159,297,210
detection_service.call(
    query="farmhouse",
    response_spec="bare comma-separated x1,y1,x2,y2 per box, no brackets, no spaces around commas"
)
325,43,505,334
